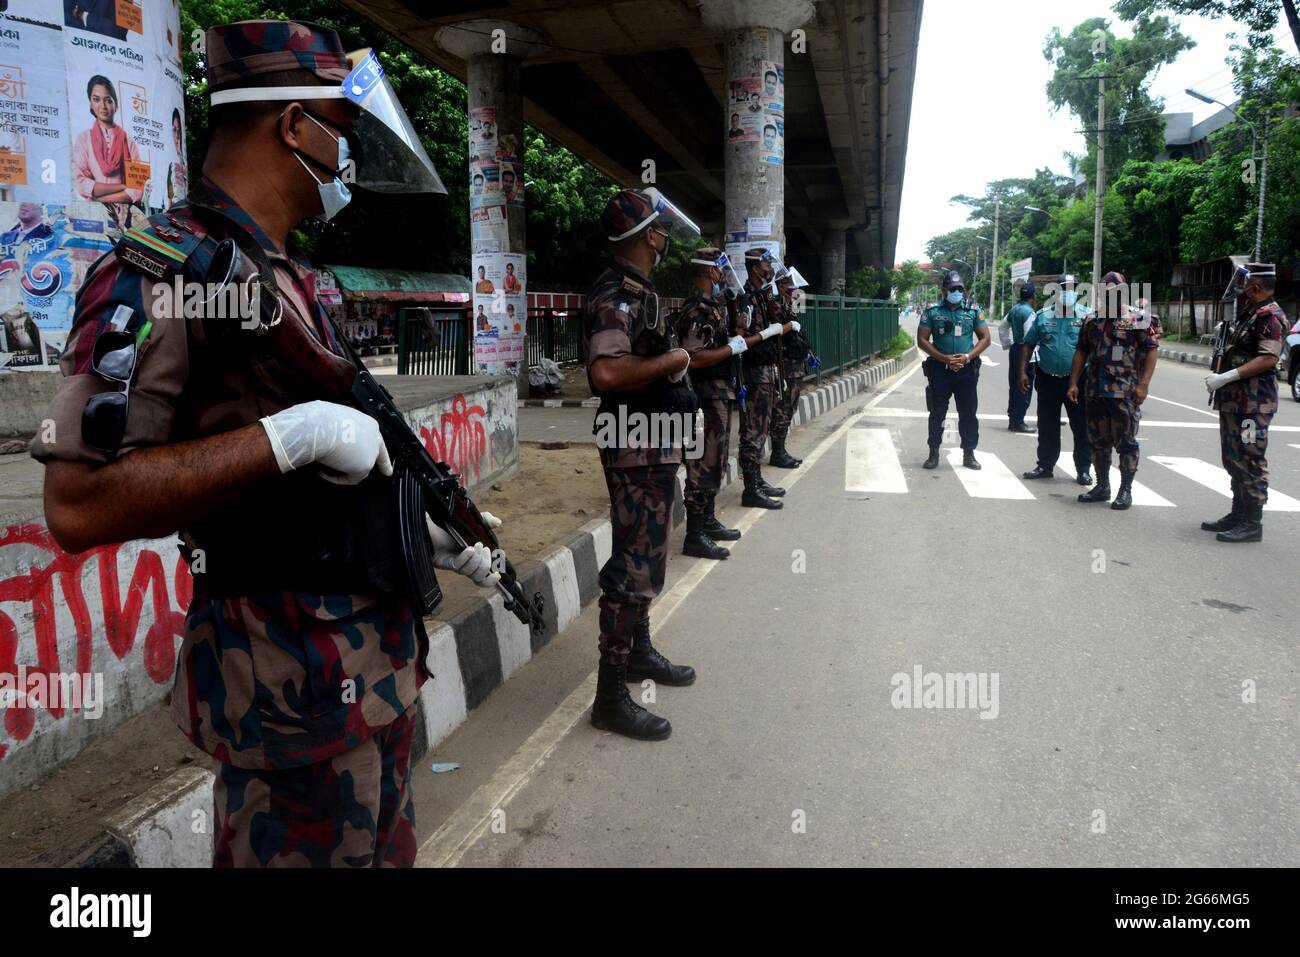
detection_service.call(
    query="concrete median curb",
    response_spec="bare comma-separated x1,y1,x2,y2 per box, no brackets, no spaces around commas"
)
1157,346,1212,367
69,349,916,866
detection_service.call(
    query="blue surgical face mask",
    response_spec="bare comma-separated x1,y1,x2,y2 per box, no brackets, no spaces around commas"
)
1061,290,1077,308
296,114,352,222
712,281,722,297
946,290,963,305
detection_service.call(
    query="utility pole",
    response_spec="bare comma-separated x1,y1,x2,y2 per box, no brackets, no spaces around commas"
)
1092,74,1105,294
988,198,1000,320
1255,113,1270,262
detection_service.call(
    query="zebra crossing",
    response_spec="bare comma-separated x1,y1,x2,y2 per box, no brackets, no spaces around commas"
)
843,426,1299,510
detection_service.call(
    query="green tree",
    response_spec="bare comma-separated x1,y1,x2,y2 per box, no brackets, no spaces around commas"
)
1113,0,1300,55
1044,16,1194,184
891,260,925,304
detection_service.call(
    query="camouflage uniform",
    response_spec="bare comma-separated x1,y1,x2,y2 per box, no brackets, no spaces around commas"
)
1213,298,1287,507
677,296,735,517
1076,312,1161,476
770,297,808,445
31,25,427,868
738,287,782,472
584,260,683,662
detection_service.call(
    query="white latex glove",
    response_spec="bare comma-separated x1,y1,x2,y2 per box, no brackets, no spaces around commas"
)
1205,369,1241,392
479,511,502,530
667,347,691,383
789,320,802,333
260,400,392,486
760,323,783,340
727,335,748,355
426,518,500,587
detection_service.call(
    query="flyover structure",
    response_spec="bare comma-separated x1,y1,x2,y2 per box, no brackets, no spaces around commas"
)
344,0,923,292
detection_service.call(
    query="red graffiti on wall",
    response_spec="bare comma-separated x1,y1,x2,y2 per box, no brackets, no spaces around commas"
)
419,394,490,483
0,523,191,758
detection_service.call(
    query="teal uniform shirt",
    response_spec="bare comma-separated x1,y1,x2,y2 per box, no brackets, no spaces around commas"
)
1025,303,1090,377
1005,302,1035,345
920,301,985,355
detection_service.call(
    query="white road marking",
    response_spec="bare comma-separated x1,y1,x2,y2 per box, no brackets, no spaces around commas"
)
1150,455,1300,512
1107,469,1176,507
981,356,999,367
1142,392,1218,418
846,428,908,494
945,449,1036,499
417,359,927,867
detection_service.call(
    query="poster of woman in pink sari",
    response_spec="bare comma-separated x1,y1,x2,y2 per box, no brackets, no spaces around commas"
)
70,74,144,230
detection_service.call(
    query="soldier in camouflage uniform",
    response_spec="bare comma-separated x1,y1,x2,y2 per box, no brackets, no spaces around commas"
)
769,265,812,470
34,21,498,867
584,188,700,740
1202,263,1287,543
1069,271,1159,510
737,248,791,508
676,248,754,559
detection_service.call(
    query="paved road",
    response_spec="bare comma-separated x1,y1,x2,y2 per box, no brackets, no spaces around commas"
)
412,344,1299,867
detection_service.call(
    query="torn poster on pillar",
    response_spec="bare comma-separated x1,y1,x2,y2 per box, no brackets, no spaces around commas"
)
727,77,761,142
471,203,508,243
469,158,499,208
759,61,784,166
725,239,779,276
496,150,524,207
468,106,496,164
472,250,526,374
759,62,784,113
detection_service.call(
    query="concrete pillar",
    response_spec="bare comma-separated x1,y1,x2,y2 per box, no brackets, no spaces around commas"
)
820,228,846,295
701,1,815,266
437,21,543,394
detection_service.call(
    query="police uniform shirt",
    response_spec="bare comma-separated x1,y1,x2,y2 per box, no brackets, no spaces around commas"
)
921,302,985,355
1006,301,1035,345
1025,303,1088,377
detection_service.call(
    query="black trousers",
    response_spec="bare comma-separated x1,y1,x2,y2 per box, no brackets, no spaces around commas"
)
1034,372,1091,474
925,358,980,451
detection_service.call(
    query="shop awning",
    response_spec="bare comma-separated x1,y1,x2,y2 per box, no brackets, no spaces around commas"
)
324,265,473,303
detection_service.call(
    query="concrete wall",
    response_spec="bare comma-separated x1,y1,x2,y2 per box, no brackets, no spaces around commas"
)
0,375,518,800
0,371,61,438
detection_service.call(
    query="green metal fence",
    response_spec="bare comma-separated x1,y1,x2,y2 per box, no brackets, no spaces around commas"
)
397,296,901,384
801,295,901,384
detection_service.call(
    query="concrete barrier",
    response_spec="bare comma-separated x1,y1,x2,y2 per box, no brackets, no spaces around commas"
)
0,375,519,801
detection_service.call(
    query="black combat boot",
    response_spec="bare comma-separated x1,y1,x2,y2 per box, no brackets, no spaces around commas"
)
770,437,803,469
923,448,940,469
757,470,786,496
1111,471,1134,510
1216,501,1263,543
1077,469,1093,486
591,660,671,740
626,620,696,686
1078,474,1111,503
683,511,729,559
742,471,783,509
1201,486,1242,532
962,450,981,470
1008,421,1037,434
1023,465,1053,480
702,502,742,541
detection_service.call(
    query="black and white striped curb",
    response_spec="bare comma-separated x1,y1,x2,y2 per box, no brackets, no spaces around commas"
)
66,350,917,867
1157,346,1212,368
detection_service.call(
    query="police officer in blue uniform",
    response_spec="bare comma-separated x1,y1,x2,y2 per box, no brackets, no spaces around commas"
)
1020,274,1093,485
918,270,989,469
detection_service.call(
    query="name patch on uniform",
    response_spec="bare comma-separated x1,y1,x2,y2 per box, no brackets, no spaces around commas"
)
119,245,171,280
620,276,644,294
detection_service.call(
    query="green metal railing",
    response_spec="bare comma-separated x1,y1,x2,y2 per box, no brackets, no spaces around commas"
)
800,295,901,384
396,296,902,383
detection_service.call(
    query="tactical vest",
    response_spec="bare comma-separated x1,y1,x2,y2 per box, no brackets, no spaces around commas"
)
678,295,733,384
116,199,407,601
745,283,780,366
587,264,698,430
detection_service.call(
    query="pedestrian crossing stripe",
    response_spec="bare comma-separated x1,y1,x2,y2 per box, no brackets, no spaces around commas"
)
846,428,908,494
945,448,1036,499
1149,456,1300,512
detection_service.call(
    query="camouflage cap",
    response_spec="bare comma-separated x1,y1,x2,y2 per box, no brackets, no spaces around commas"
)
603,189,658,242
206,20,350,90
1101,270,1126,285
689,246,723,268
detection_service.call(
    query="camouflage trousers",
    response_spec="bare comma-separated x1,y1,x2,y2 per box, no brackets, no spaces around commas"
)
598,464,679,662
770,373,804,444
1220,410,1272,506
1086,395,1141,475
738,366,780,472
213,702,418,868
685,388,732,515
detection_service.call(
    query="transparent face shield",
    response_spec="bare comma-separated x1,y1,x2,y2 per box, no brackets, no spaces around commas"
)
640,187,701,247
209,49,446,194
713,252,745,298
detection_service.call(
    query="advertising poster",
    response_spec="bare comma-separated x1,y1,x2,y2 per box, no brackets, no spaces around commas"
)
0,18,69,206
726,76,761,143
471,251,527,374
0,201,76,369
724,239,780,282
469,157,499,208
468,106,496,164
497,150,523,208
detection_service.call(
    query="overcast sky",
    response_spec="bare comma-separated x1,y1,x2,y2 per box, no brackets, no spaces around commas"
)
893,0,1292,263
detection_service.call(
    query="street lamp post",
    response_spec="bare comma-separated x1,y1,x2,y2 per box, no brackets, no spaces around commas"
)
1187,87,1267,261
